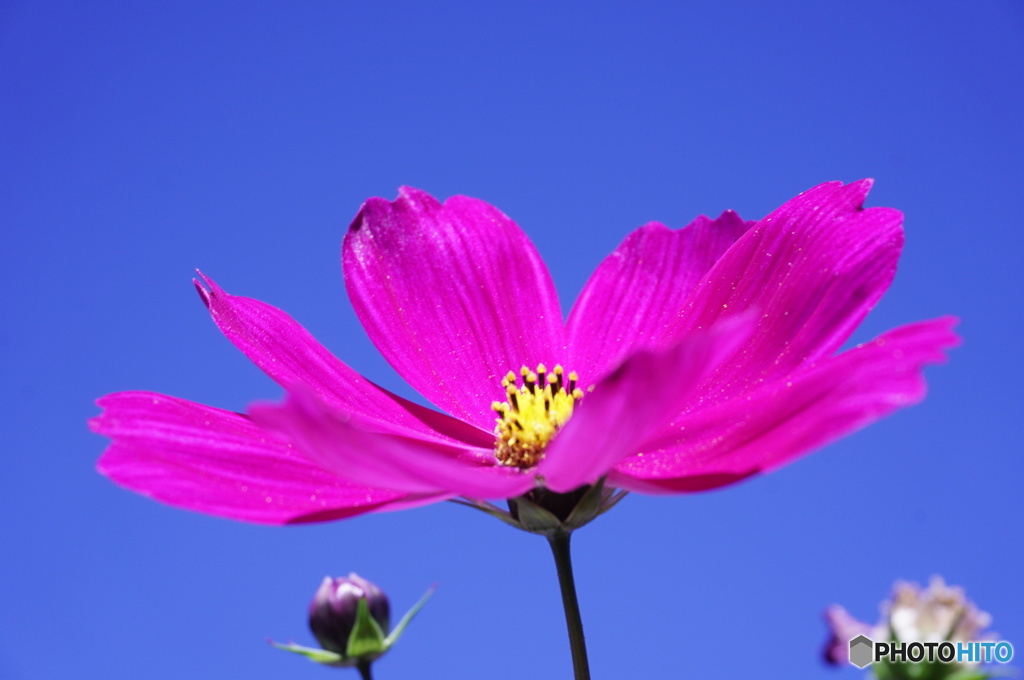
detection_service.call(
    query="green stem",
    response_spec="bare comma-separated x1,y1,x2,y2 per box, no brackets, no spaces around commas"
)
548,532,591,680
357,660,373,680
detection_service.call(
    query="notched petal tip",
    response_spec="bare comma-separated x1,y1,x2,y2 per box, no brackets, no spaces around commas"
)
87,411,106,435
637,220,673,234
94,451,120,478
908,315,962,364
191,271,240,318
713,209,752,230
89,391,129,432
936,315,963,347
799,179,845,194
192,269,226,310
785,179,879,215
848,178,875,210
193,279,211,308
347,202,376,234
836,178,876,207
347,189,438,237
396,185,437,205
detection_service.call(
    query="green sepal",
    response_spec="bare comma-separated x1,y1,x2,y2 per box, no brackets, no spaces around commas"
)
452,478,629,536
466,501,528,530
384,584,436,649
345,597,388,659
564,477,610,530
270,641,346,667
509,494,564,536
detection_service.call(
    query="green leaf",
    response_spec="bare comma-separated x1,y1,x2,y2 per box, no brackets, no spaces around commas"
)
384,584,436,649
345,598,387,659
269,641,346,666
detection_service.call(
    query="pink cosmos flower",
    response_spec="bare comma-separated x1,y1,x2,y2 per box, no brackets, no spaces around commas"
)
91,180,958,527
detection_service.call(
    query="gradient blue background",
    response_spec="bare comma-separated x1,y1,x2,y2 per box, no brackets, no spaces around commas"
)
2,2,1022,678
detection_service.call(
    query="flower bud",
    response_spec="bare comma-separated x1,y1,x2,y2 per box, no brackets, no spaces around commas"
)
273,574,433,668
309,573,391,655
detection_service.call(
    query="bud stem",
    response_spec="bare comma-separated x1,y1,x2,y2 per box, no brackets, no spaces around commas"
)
548,532,591,680
357,660,373,680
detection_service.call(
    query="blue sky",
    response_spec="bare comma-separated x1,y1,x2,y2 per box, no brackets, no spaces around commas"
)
2,1,1022,678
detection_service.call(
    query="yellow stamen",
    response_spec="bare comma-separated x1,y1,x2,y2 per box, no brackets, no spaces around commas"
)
491,363,586,468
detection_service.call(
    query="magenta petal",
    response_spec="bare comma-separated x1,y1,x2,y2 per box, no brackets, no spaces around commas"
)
91,392,432,525
537,314,756,493
672,180,905,402
609,317,960,493
250,389,535,499
567,212,753,383
193,272,490,447
343,187,567,430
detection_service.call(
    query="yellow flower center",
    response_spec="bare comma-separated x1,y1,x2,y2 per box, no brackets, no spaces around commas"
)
491,363,585,469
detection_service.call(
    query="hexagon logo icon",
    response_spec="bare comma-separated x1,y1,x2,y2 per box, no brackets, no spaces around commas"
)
849,635,874,669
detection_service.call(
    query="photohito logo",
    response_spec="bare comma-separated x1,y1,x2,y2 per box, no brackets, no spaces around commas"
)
848,635,1015,669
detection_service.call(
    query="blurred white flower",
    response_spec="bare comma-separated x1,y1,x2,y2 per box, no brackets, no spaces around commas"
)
824,576,997,670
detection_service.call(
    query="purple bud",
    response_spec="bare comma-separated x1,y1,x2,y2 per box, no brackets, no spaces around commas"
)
308,573,391,655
